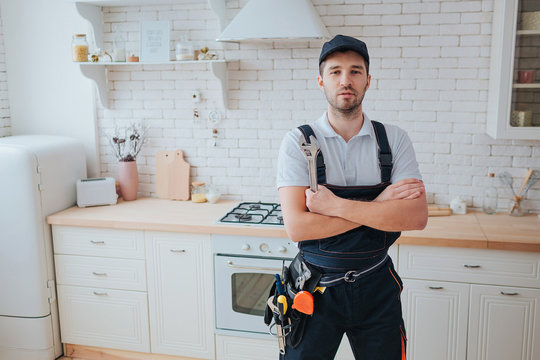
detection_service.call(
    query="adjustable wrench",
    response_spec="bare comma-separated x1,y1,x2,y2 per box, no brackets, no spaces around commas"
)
298,134,320,192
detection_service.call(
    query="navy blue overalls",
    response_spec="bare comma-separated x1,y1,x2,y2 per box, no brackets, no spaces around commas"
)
283,121,407,360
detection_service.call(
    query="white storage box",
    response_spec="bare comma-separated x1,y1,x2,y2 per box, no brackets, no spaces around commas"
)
76,177,118,207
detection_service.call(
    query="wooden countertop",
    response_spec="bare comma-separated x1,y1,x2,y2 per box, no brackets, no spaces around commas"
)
46,197,540,252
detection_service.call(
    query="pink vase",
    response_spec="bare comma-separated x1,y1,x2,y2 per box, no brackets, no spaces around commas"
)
118,160,138,201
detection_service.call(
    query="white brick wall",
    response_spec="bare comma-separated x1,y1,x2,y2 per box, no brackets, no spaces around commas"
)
0,9,10,138
69,0,540,213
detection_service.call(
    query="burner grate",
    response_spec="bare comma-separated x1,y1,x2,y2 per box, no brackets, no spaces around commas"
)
219,202,283,226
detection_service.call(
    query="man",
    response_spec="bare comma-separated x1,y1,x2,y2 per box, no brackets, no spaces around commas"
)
276,34,428,359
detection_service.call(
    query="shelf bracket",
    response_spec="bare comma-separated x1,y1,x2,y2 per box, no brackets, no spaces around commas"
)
210,61,228,109
74,2,104,50
79,64,109,108
207,0,227,31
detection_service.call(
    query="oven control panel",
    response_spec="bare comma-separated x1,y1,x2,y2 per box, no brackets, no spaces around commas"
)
212,234,298,259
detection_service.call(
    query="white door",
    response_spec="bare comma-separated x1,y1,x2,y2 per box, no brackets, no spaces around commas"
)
402,279,469,360
146,231,214,359
468,284,540,360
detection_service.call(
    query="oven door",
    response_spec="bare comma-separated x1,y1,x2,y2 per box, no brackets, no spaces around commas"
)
214,254,291,335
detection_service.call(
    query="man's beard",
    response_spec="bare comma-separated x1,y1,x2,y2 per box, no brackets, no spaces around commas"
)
325,86,366,115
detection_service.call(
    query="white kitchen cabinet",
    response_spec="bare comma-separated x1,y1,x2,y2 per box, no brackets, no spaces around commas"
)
56,285,150,352
145,231,215,359
468,284,540,360
52,225,150,352
487,0,540,139
399,245,540,360
401,279,469,360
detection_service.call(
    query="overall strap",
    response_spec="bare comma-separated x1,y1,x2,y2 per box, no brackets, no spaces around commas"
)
297,125,327,184
371,121,393,183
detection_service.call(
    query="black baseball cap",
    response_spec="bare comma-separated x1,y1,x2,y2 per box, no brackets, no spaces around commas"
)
319,34,370,66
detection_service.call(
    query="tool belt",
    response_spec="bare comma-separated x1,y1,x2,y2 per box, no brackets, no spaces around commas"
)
264,252,322,354
318,253,389,287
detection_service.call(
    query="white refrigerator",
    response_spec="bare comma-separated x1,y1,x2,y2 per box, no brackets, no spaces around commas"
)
0,135,87,359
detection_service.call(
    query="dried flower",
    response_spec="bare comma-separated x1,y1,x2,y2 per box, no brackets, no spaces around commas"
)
108,123,149,162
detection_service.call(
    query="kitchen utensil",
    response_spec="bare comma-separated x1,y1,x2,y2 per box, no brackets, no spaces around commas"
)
522,171,539,196
510,169,540,215
155,150,175,198
298,134,320,193
498,172,516,196
168,150,191,201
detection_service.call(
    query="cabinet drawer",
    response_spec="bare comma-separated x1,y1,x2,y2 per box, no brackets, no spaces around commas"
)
56,285,149,353
55,255,146,291
53,226,144,259
398,245,540,288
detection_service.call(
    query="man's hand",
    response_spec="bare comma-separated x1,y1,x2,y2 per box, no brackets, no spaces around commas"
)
374,178,425,202
305,185,342,217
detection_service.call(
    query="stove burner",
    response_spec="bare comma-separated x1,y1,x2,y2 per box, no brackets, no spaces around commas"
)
235,214,253,221
218,202,283,226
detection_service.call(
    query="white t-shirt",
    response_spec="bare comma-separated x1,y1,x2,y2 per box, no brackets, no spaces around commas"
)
276,113,421,189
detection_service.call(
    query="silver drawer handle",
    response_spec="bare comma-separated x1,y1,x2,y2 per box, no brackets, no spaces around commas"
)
500,291,519,296
170,249,186,253
92,272,107,276
463,264,481,269
227,261,281,272
428,286,444,290
90,240,105,244
93,291,108,296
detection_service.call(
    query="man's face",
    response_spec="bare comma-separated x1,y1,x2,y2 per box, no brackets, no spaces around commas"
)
318,50,371,114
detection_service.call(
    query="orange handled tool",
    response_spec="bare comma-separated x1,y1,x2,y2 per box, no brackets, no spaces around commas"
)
292,291,314,315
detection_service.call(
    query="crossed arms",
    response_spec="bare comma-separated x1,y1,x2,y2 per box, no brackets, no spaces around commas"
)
279,178,428,242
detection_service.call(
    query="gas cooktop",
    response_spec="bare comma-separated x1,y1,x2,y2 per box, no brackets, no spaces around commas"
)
218,202,283,226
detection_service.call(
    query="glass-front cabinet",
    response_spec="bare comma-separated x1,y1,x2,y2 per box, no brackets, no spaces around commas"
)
488,0,540,139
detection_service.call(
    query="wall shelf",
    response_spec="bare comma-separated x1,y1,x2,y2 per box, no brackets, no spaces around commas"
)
72,0,229,109
513,83,540,89
516,29,540,36
79,60,229,109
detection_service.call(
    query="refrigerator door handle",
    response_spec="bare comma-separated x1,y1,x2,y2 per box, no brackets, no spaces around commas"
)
47,280,56,303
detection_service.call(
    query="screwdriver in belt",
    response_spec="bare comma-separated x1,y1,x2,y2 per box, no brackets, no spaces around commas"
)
275,274,288,320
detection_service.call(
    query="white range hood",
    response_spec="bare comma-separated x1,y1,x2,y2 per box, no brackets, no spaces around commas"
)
216,0,330,42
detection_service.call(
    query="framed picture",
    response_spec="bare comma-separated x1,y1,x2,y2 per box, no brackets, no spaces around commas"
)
140,21,170,62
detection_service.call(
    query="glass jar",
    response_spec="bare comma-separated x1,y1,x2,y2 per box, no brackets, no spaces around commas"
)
206,184,221,203
72,34,89,62
175,35,194,61
191,181,207,203
482,173,498,214
113,35,126,62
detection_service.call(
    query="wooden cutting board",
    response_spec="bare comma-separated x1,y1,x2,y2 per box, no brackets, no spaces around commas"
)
168,150,191,201
428,206,452,216
155,150,175,199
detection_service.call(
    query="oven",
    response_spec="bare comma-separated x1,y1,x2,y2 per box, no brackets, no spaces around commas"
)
213,202,297,337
